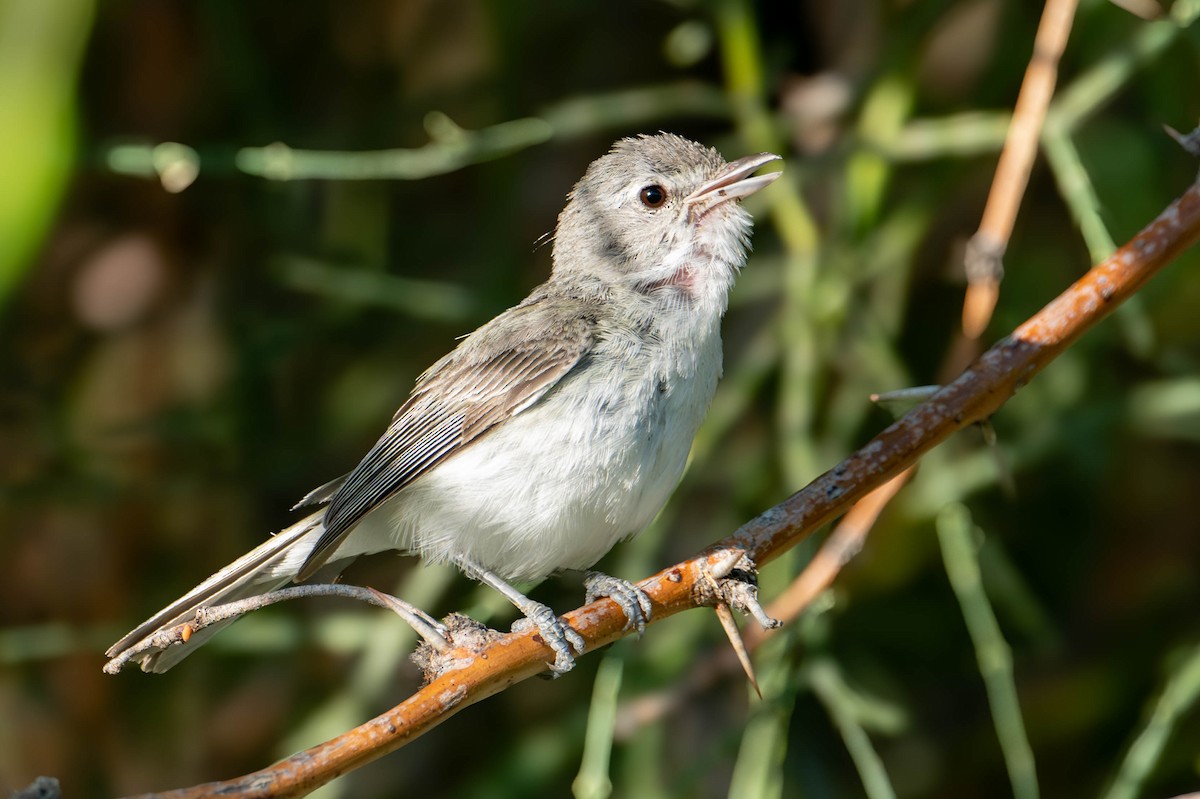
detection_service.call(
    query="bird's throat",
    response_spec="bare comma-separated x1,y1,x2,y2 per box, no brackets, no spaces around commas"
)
638,264,697,297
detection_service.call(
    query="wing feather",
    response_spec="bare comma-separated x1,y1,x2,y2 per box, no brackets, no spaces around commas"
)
295,294,596,579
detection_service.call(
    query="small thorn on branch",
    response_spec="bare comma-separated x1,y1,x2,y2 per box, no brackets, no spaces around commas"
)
698,551,780,697
708,547,747,580
714,603,761,698
696,552,783,631
1164,123,1200,158
871,385,942,417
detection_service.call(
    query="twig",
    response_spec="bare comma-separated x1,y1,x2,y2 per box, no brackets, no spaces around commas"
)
714,603,760,698
1165,123,1200,158
119,177,1200,798
103,584,449,675
573,654,625,799
963,0,1079,340
100,82,729,186
740,175,1200,569
938,505,1039,799
726,642,798,799
1102,643,1200,799
614,466,913,737
754,467,913,636
808,658,898,799
713,0,822,485
888,6,1197,166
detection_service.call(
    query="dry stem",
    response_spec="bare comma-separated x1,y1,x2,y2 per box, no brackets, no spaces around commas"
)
963,0,1080,339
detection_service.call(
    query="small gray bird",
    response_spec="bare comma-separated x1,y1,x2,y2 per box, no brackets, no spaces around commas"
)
106,133,781,675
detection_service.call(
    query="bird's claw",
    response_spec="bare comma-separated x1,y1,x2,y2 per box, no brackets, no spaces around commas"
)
584,571,653,636
513,602,585,675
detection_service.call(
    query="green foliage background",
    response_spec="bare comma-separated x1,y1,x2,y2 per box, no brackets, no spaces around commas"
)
1,1,1199,797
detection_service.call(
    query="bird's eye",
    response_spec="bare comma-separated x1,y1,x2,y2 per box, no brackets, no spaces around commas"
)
639,185,668,209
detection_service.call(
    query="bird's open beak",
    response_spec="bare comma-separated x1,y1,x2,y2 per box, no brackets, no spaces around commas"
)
685,152,782,207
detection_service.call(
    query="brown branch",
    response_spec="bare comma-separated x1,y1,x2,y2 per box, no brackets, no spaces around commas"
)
120,176,1200,799
615,467,915,738
962,0,1080,340
753,466,914,634
745,177,1200,569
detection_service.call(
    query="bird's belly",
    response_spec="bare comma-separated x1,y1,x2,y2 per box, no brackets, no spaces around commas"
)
347,347,719,582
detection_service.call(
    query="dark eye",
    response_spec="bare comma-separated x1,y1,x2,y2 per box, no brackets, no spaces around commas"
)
639,184,668,208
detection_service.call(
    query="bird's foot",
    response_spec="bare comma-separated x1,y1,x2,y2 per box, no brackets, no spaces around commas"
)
583,571,653,636
511,602,586,675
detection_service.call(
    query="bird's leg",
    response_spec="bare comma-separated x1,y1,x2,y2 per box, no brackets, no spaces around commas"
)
453,556,585,675
583,571,653,636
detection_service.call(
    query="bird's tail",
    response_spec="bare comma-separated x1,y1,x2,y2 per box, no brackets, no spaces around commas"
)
105,510,326,674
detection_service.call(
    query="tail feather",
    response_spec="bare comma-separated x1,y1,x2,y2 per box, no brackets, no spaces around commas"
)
106,511,325,673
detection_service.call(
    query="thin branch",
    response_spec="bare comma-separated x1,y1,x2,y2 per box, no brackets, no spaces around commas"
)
963,0,1079,340
1102,643,1200,799
103,584,450,675
573,653,625,799
809,658,898,799
714,602,761,697
886,6,1195,166
1165,123,1200,158
614,466,913,738
99,82,728,187
938,505,1039,799
742,174,1200,569
120,175,1200,798
756,467,913,634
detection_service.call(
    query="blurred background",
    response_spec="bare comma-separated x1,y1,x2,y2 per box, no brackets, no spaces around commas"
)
2,1,1199,797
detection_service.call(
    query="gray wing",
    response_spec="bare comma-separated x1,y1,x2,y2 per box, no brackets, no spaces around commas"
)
295,294,596,579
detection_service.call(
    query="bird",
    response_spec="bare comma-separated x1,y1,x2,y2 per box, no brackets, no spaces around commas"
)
105,132,782,675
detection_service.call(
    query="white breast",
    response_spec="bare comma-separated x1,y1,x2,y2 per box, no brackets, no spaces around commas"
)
342,308,724,582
